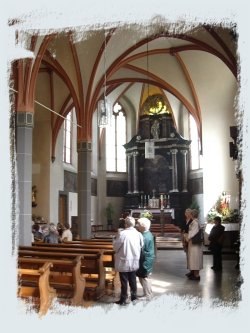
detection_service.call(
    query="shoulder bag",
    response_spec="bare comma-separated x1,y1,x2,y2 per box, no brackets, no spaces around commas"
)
191,228,203,244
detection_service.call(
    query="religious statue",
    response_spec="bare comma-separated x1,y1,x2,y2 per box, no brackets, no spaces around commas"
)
151,119,160,139
32,185,37,207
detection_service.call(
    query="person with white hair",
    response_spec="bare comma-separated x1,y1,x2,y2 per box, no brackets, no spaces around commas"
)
184,209,203,280
182,208,193,277
136,217,155,301
113,216,143,305
43,223,59,244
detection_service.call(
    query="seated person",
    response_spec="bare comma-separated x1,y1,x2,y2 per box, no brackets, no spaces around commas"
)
43,223,59,244
56,222,64,237
61,223,73,242
32,223,44,242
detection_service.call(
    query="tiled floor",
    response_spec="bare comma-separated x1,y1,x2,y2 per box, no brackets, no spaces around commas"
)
98,249,242,307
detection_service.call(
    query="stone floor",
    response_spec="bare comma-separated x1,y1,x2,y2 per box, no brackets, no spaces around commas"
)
20,247,242,315
97,249,242,308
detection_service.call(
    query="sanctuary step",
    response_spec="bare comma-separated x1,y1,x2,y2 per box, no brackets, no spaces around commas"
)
156,234,183,250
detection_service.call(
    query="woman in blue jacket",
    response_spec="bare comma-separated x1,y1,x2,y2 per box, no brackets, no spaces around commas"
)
136,217,155,301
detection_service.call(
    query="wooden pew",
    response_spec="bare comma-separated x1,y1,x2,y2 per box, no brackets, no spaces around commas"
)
18,261,56,316
31,242,116,286
19,250,106,300
68,239,113,243
91,224,103,232
33,242,113,251
19,254,86,305
22,245,115,271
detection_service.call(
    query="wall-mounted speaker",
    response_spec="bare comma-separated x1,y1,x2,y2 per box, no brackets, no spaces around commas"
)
229,141,237,160
230,126,237,141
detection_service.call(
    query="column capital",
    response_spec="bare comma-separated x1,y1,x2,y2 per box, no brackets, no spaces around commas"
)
180,149,188,155
170,148,178,154
127,152,133,158
16,112,34,127
77,141,92,152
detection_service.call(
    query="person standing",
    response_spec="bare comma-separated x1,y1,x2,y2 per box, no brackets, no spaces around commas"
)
208,216,225,271
184,209,203,280
182,208,193,277
136,217,155,301
113,216,143,305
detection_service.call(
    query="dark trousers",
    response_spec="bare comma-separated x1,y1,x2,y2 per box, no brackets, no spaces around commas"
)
119,271,137,302
211,244,223,270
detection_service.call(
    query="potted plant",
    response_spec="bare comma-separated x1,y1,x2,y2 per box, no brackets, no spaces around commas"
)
140,210,153,220
106,203,114,227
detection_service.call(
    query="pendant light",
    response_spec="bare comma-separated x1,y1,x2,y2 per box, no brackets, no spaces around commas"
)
144,29,155,159
98,30,111,128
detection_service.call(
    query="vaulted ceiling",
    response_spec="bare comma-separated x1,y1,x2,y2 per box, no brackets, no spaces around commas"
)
13,22,238,147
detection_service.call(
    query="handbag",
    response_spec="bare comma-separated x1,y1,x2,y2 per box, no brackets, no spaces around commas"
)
191,229,203,244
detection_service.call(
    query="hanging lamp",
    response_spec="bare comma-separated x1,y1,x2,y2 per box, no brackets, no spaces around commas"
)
144,29,155,159
98,30,112,128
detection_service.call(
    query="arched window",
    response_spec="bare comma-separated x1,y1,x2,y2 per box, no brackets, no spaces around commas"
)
189,114,202,170
63,110,73,164
106,103,127,172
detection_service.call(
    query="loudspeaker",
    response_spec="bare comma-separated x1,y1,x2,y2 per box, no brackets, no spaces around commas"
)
230,126,237,141
229,142,237,159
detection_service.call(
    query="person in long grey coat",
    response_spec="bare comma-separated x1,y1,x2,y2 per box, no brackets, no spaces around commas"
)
184,209,203,280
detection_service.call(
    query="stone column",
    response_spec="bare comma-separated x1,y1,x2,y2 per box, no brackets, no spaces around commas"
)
127,153,132,194
16,112,34,246
170,149,179,192
180,150,188,192
132,151,139,193
77,141,92,238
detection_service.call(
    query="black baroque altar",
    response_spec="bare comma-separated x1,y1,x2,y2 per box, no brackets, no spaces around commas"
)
123,114,192,227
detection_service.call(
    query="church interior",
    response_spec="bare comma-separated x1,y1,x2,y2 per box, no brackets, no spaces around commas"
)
9,17,243,315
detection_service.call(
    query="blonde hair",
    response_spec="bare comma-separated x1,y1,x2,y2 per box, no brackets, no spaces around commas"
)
191,209,199,219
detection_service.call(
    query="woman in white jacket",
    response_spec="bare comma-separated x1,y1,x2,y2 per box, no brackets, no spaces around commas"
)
113,216,143,305
185,209,203,280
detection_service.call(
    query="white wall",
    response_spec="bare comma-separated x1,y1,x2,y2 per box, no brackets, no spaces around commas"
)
50,108,78,225
32,74,53,223
50,128,64,224
198,56,239,220
68,192,77,226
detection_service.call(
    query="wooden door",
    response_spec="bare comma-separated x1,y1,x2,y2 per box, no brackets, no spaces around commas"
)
59,193,68,225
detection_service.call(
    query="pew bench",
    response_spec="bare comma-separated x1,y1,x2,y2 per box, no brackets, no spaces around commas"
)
30,243,116,288
33,242,113,251
18,254,86,306
65,239,113,244
18,261,56,316
19,250,106,300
